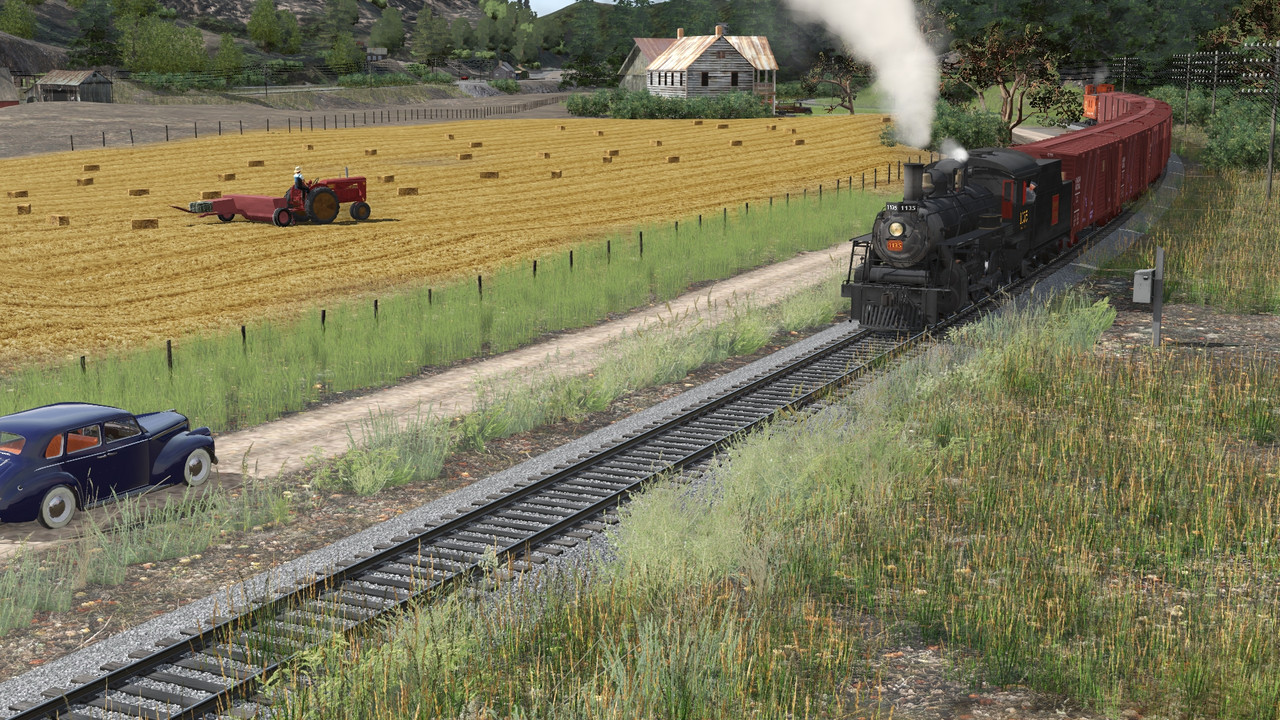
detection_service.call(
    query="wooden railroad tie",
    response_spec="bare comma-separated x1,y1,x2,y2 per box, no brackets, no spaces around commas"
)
49,215,69,226
131,218,159,230
7,190,27,198
248,160,265,167
201,191,222,200
398,187,419,196
16,203,31,215
128,189,149,197
479,171,500,179
82,164,99,172
76,177,93,186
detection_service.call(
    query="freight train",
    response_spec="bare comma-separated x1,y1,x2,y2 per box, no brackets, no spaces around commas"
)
842,87,1173,331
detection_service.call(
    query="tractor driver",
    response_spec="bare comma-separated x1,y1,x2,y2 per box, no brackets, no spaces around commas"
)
294,167,307,195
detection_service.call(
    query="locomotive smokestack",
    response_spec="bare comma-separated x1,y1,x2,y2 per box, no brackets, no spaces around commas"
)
902,163,924,202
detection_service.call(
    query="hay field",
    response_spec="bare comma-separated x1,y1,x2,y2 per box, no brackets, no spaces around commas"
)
0,115,918,367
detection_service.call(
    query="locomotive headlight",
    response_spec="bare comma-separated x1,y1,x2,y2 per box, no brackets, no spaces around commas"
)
888,221,905,237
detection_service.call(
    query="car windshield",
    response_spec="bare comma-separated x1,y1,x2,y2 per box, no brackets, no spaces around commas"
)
0,431,25,455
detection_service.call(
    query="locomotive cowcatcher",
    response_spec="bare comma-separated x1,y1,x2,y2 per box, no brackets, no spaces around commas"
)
841,150,1073,331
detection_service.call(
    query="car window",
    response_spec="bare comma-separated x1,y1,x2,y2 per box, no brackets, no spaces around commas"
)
103,418,142,442
66,425,101,454
44,435,63,459
0,431,24,455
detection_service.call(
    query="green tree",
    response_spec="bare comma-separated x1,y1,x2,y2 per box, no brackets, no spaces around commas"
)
67,0,120,67
475,12,494,50
1203,0,1280,46
411,8,452,61
370,6,404,53
277,10,300,53
247,0,281,50
325,30,364,72
450,16,474,51
323,0,358,38
123,16,206,72
943,21,1062,134
800,53,872,114
0,0,37,38
213,32,245,76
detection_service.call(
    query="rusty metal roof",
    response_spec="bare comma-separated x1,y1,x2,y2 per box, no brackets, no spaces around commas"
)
633,38,678,63
35,70,111,86
647,35,778,72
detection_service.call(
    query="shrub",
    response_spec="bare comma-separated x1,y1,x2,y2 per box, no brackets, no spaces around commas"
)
1145,84,1215,126
775,81,807,101
1202,98,1269,170
881,99,1007,150
567,88,771,119
130,72,227,92
488,78,519,94
405,63,456,84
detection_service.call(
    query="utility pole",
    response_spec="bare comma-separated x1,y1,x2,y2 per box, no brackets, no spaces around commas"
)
1243,42,1280,202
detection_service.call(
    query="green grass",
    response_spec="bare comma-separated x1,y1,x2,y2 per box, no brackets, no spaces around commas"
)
1107,132,1280,314
0,189,880,434
250,294,1280,720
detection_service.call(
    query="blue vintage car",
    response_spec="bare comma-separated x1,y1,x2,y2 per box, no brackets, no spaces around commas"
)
0,403,217,529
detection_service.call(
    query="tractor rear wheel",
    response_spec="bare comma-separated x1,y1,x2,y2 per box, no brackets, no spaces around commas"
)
306,186,340,224
273,208,294,227
350,201,371,221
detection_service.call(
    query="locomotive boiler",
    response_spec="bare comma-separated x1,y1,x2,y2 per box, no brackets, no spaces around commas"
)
842,149,1073,330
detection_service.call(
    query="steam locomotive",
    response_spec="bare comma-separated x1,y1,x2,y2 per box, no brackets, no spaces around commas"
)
842,89,1173,331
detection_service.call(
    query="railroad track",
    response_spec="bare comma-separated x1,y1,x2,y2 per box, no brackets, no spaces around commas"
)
7,170,1169,719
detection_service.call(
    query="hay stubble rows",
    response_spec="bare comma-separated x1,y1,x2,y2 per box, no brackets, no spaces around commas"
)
0,116,916,368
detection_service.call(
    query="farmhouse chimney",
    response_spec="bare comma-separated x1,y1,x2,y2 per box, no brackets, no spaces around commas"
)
715,24,726,37
676,28,684,39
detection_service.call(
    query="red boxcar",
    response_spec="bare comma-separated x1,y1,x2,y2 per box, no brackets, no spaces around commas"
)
1020,93,1172,239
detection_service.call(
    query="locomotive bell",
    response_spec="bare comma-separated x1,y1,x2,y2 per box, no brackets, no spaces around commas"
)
902,163,925,202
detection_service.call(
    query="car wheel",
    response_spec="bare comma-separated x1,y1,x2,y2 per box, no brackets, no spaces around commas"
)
38,486,77,529
305,186,340,224
350,201,371,221
183,447,213,487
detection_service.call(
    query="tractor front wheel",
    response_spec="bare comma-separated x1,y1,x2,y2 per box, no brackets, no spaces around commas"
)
273,208,294,227
350,201,371,221
218,213,235,223
306,186,340,224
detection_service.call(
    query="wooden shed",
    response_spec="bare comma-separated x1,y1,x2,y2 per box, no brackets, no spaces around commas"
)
0,67,18,109
29,70,113,103
618,38,677,92
645,26,778,111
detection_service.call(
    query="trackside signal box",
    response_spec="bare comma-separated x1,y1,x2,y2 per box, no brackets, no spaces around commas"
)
1133,269,1154,303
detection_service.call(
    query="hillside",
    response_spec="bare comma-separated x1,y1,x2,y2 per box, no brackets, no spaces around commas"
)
0,29,66,74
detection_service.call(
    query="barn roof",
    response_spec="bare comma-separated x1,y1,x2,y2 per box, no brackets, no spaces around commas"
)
35,69,111,86
632,38,677,62
0,67,16,102
647,35,778,73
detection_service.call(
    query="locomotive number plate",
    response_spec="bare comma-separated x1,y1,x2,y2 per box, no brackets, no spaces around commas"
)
886,202,919,213
886,239,904,252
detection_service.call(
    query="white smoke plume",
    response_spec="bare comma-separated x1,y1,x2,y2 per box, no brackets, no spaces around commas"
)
1093,65,1109,85
782,0,938,147
940,138,968,162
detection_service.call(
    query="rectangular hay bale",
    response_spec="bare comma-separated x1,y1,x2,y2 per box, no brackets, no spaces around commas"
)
398,187,419,196
717,123,729,129
557,125,566,130
793,139,806,145
550,171,563,179
380,175,395,183
692,120,703,126
539,152,551,159
446,134,454,140
766,124,777,130
7,190,27,198
667,156,680,163
470,142,483,148
129,189,149,197
651,140,662,147
132,218,159,230
49,215,69,226
606,149,619,157
218,173,236,181
730,140,743,147
305,144,314,150
201,191,222,200
602,156,612,164
479,171,500,179
82,164,99,172
76,177,94,186
595,130,605,136
248,160,265,167
365,149,378,156
458,153,473,160
17,204,31,215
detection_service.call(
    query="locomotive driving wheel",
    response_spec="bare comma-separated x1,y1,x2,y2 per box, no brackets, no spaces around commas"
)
306,186,340,224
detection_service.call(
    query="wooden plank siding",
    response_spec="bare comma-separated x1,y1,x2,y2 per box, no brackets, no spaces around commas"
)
646,37,758,99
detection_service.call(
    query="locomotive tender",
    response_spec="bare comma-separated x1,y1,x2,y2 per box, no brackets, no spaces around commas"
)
843,90,1173,331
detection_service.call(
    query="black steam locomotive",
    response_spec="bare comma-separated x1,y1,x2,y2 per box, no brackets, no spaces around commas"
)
841,149,1073,331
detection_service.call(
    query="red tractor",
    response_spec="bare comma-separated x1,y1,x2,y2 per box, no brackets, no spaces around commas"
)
175,176,371,227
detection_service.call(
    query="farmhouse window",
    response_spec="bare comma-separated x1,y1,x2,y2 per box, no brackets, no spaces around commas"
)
716,51,726,59
701,72,709,86
731,71,739,87
649,72,653,85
